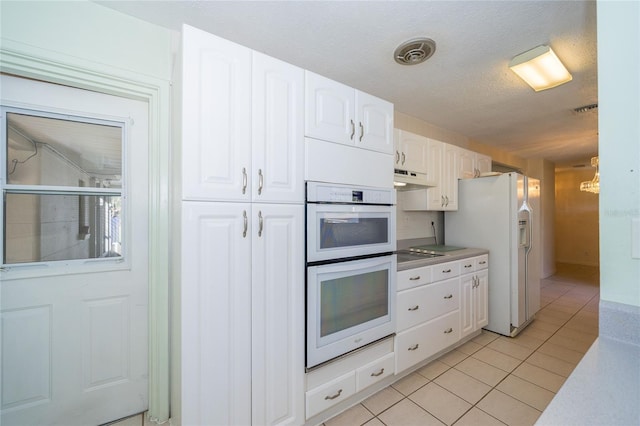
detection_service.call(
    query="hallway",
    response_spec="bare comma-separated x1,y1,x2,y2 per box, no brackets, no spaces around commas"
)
322,263,600,426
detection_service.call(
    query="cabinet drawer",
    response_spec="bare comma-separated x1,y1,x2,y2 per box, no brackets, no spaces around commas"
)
460,258,475,274
356,353,395,391
306,371,356,419
396,278,460,331
475,254,489,270
397,265,432,291
432,261,460,282
395,310,461,374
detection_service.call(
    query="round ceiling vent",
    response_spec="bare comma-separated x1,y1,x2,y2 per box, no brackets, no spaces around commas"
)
394,38,436,65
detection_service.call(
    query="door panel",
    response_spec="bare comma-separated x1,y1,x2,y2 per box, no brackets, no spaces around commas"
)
1,75,149,426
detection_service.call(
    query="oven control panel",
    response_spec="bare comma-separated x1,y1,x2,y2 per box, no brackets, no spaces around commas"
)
307,181,395,205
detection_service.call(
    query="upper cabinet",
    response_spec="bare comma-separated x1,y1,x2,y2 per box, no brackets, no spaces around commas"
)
394,129,429,176
182,26,304,204
457,148,492,179
305,71,393,154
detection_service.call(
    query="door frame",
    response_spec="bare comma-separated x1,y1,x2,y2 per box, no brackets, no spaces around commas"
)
0,43,171,422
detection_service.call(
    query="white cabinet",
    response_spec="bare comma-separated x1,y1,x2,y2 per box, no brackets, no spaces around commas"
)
180,25,304,426
401,139,458,211
181,202,252,426
305,71,393,154
458,148,492,179
395,260,462,374
182,25,252,202
251,204,305,426
460,255,489,338
181,202,304,426
393,129,430,175
182,25,304,203
252,52,305,203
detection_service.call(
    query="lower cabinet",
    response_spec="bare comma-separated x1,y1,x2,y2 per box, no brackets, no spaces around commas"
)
181,202,304,426
460,255,489,339
305,338,394,420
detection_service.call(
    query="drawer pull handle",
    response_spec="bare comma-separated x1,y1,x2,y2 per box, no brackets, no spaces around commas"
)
442,269,452,273
479,261,487,265
370,368,385,377
325,389,343,400
408,305,419,311
408,344,419,351
409,276,421,281
444,294,453,299
464,264,473,268
444,328,453,334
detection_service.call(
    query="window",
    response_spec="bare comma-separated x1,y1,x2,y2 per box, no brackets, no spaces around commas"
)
2,107,125,265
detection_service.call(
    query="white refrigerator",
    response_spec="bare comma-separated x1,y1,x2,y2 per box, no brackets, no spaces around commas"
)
445,173,541,337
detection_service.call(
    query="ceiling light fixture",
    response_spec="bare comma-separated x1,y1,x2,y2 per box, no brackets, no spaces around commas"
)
394,38,436,65
579,156,600,194
509,45,572,91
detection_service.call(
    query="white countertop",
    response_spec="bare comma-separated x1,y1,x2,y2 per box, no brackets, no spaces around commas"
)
536,337,640,425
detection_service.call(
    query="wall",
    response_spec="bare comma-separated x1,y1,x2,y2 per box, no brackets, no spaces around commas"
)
528,158,557,277
554,168,599,267
597,1,640,308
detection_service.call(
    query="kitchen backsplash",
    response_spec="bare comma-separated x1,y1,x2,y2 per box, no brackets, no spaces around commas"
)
396,190,444,241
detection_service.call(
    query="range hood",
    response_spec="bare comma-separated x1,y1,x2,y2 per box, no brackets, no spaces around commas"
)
394,168,432,189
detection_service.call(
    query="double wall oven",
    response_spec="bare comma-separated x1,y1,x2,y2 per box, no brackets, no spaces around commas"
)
306,182,397,369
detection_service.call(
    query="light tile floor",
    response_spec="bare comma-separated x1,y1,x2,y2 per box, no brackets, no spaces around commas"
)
324,263,600,426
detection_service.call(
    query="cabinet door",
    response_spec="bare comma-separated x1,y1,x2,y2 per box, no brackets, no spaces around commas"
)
475,154,492,175
475,269,489,329
442,144,459,210
460,273,475,338
252,204,305,426
252,53,304,203
425,139,444,209
397,130,429,174
305,71,355,145
457,148,476,179
182,25,252,201
355,91,394,154
181,202,252,426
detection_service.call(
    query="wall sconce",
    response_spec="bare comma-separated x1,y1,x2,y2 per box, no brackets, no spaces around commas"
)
509,45,572,91
579,156,600,194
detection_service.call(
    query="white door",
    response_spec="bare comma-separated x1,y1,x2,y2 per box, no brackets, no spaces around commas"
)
355,91,394,154
181,24,252,202
1,75,149,425
251,203,304,426
252,52,305,204
180,201,252,426
304,71,355,145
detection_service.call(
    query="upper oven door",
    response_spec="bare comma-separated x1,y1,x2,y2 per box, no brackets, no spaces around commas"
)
306,203,396,262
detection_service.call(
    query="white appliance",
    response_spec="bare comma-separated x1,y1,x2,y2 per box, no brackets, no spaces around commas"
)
444,173,540,337
306,182,396,368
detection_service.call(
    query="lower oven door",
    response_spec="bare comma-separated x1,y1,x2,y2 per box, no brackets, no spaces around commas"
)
306,254,397,369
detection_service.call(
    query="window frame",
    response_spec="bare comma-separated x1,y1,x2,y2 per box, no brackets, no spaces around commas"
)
1,105,131,276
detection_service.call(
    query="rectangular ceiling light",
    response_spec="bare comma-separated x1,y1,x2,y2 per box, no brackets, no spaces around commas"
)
509,45,572,91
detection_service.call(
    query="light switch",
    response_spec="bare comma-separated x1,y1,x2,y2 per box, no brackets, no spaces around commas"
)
632,217,640,259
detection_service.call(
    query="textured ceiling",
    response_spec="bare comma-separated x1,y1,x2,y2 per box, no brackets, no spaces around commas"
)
96,1,598,167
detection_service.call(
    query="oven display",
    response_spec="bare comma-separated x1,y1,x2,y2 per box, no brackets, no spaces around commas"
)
352,190,363,202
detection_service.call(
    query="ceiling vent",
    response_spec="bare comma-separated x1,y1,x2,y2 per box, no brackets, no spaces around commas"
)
574,103,598,114
394,38,436,65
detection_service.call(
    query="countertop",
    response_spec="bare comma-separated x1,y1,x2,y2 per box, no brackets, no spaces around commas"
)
536,336,640,425
397,247,489,271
